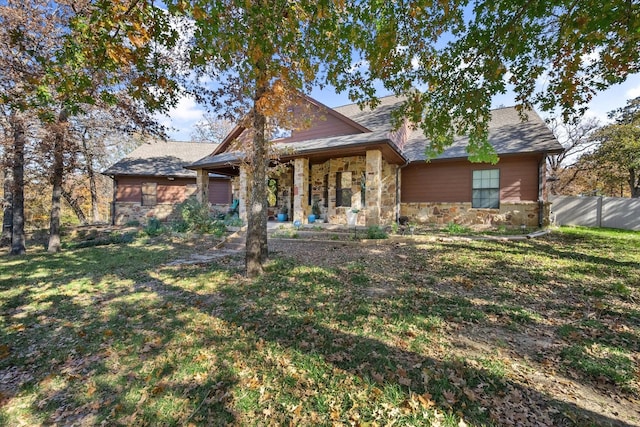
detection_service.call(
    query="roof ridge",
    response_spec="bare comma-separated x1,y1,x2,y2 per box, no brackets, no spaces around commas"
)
331,93,400,109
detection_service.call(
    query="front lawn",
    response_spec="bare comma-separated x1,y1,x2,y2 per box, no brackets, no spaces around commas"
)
1,227,638,426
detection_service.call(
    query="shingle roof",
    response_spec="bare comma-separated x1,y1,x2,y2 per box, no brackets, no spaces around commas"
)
333,95,405,132
102,140,220,178
402,107,563,162
187,95,563,171
188,131,404,169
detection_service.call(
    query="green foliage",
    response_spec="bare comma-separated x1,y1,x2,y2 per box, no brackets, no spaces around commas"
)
311,200,322,216
178,199,226,237
143,218,165,237
444,222,470,235
561,344,636,387
390,222,399,234
583,96,640,197
171,219,190,233
223,215,244,228
67,231,136,249
334,1,639,162
365,225,388,239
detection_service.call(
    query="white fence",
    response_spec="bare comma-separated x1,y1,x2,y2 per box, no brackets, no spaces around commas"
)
549,195,640,231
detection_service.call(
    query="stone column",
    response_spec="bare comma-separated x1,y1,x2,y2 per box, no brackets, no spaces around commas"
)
366,149,382,225
196,169,209,205
238,166,248,222
293,157,309,223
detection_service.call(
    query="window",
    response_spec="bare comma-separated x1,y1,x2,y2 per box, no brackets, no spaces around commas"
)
336,171,352,207
141,182,157,206
472,169,500,209
360,171,366,206
323,174,329,207
267,178,278,207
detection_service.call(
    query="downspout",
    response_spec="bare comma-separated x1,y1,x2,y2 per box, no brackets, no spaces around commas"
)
395,160,410,223
537,153,546,228
111,176,117,226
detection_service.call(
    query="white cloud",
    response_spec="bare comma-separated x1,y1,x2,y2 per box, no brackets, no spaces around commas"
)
169,96,204,121
626,84,640,99
156,95,206,141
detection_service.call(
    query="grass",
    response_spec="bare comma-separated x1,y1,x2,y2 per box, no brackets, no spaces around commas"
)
1,226,639,426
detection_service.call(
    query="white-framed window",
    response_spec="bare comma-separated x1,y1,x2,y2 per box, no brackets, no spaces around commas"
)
472,169,500,209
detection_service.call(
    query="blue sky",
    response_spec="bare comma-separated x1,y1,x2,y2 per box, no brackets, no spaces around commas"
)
160,73,640,142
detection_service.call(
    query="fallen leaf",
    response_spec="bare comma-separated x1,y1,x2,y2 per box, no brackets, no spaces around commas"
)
443,390,458,405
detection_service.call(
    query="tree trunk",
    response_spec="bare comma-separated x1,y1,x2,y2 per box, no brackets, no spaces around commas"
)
62,187,88,225
10,114,26,255
629,169,640,198
245,84,268,278
81,131,100,222
47,110,69,253
1,169,13,247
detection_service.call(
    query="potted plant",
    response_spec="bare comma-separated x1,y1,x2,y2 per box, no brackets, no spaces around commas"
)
277,205,288,222
346,208,359,226
308,200,321,223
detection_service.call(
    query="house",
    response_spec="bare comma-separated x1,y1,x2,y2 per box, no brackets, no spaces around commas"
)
103,140,232,225
186,95,563,228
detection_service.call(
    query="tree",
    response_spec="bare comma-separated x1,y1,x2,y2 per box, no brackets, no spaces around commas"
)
1,0,182,253
174,0,357,276
587,97,640,197
546,116,600,195
171,0,639,276
335,0,640,162
191,113,235,143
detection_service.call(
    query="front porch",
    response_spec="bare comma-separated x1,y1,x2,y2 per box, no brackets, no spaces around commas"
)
223,150,399,227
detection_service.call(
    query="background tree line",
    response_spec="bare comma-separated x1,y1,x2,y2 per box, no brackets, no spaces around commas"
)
1,0,638,277
548,96,640,198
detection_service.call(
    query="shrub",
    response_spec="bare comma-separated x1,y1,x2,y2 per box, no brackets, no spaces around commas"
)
178,199,227,237
171,219,190,233
444,222,470,234
143,217,165,236
391,222,399,234
365,225,388,239
68,231,136,249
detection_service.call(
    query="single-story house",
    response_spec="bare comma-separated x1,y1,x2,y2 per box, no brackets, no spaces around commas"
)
186,94,563,228
103,140,232,225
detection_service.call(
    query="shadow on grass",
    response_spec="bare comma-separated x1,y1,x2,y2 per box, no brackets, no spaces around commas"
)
1,234,638,426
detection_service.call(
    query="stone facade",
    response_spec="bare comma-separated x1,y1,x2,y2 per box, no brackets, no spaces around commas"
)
228,153,401,226
400,201,549,228
225,152,551,229
113,202,230,225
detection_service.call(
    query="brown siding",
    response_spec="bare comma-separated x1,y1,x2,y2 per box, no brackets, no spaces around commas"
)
116,177,144,202
116,176,231,205
282,105,363,143
401,161,471,203
401,155,542,203
209,179,231,204
157,181,186,204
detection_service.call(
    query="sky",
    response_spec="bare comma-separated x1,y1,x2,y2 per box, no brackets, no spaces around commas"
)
159,73,640,142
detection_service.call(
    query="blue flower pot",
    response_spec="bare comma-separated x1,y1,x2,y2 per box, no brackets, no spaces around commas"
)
308,214,316,223
277,213,287,222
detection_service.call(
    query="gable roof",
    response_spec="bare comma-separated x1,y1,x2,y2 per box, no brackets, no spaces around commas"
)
211,94,371,156
103,140,221,178
189,94,563,172
189,130,406,173
402,107,563,162
333,95,406,132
